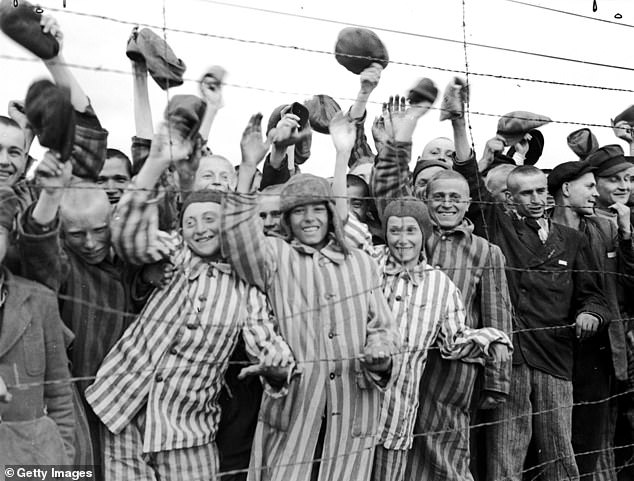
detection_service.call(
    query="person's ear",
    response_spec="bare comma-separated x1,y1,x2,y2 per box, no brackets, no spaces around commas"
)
561,182,570,198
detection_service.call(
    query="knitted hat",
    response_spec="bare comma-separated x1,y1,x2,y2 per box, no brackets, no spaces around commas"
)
547,161,596,195
25,79,76,162
279,174,349,254
0,186,17,232
0,0,59,60
126,27,186,90
496,111,551,146
304,95,342,134
180,189,224,226
334,27,389,74
407,78,439,105
586,144,632,177
382,197,432,240
567,128,598,159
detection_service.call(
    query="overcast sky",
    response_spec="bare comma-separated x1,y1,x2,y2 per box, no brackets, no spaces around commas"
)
2,0,634,176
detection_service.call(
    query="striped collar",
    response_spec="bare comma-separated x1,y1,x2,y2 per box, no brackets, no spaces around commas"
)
383,253,429,286
289,235,346,264
185,250,233,280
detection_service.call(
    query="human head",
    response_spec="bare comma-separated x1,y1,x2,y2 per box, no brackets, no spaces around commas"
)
349,162,373,184
485,164,515,206
97,148,132,205
383,198,430,268
419,137,455,166
279,174,348,253
194,154,236,191
506,165,548,219
412,159,449,200
180,190,224,259
258,184,283,236
585,145,633,208
548,161,598,217
0,116,27,187
425,170,470,230
346,174,370,222
60,183,112,265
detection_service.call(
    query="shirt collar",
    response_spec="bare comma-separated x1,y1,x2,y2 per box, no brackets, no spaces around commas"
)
383,252,429,286
432,218,474,237
289,234,347,264
185,249,233,280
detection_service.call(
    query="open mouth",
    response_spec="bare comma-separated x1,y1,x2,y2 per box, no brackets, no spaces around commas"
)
302,226,319,233
194,235,216,244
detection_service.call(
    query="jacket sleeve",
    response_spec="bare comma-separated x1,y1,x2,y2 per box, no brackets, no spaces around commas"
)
260,154,292,190
572,233,611,322
347,109,376,170
370,139,413,220
41,291,76,462
479,245,513,395
241,286,295,398
221,192,278,293
16,204,70,293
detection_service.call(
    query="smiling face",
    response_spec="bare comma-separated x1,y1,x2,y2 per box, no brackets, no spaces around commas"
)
596,169,632,208
563,172,598,217
426,177,470,230
61,196,112,265
347,184,368,221
182,201,222,259
0,123,26,187
508,171,548,219
194,155,236,191
258,194,282,236
386,216,423,269
288,202,329,249
97,155,131,205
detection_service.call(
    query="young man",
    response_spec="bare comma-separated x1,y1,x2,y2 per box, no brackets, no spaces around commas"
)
97,148,132,205
85,129,294,480
453,131,610,481
220,113,400,481
370,96,513,481
258,184,283,237
195,154,237,191
0,185,75,466
549,159,634,479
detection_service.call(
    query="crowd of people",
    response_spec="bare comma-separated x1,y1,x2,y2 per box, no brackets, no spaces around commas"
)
0,3,633,481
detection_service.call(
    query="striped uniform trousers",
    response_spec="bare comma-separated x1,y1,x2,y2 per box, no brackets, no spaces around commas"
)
103,407,219,481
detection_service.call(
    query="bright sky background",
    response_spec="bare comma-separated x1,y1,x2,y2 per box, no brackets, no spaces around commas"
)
2,0,634,176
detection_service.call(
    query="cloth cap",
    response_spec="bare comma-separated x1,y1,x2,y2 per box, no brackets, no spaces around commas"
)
507,129,544,166
567,128,599,159
614,105,634,126
408,78,439,105
25,79,76,162
334,27,389,74
382,197,432,240
586,144,632,177
412,159,448,183
164,95,207,140
180,189,224,226
303,95,342,134
0,0,59,60
0,186,17,232
547,161,596,195
496,111,551,146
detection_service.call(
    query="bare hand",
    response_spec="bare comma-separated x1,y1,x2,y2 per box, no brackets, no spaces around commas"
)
329,112,356,153
575,312,600,339
0,376,11,404
478,392,506,410
35,151,72,196
8,100,28,129
610,202,632,233
269,113,311,148
238,346,292,383
359,63,383,95
480,136,506,170
360,345,392,373
612,119,634,144
240,113,270,167
40,14,63,53
488,342,511,364
149,122,194,167
383,95,431,142
141,260,175,288
372,115,388,150
199,73,225,111
514,133,532,157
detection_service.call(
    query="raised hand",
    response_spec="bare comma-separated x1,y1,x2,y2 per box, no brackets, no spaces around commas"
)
199,71,225,112
269,113,311,149
34,150,72,196
359,62,383,95
240,113,270,167
329,111,356,154
383,94,431,142
40,14,63,53
612,119,634,144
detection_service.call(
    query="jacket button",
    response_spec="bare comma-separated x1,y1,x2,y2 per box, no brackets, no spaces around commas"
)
198,295,207,302
186,323,197,330
328,332,334,339
155,374,164,382
395,295,402,301
329,373,335,380
170,347,178,355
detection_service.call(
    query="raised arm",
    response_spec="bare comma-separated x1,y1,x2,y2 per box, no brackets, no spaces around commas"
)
329,112,357,221
197,68,225,146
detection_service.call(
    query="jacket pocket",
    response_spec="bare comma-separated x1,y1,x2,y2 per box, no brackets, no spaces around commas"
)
23,321,45,377
258,373,301,432
351,370,381,438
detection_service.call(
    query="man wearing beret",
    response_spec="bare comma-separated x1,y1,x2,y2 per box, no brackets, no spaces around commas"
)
451,116,610,480
549,159,634,479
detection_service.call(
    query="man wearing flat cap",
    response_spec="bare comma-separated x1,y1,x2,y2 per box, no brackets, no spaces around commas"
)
549,160,634,478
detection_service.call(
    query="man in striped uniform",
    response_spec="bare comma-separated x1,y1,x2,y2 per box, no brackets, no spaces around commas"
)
370,97,514,481
364,197,512,481
84,134,295,480
220,113,400,481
